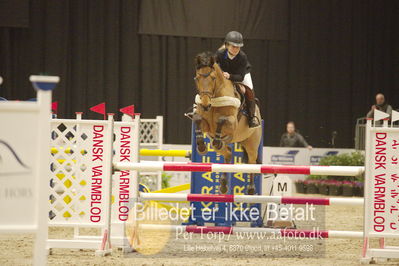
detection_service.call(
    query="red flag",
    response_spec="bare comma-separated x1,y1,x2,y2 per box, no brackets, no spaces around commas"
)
51,101,58,113
90,102,106,119
119,105,135,117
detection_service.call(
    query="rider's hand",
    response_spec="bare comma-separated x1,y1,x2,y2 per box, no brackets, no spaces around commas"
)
223,72,230,79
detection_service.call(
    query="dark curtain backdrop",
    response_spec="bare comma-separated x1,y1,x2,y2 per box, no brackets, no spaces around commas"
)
139,0,288,40
0,0,30,28
0,0,398,147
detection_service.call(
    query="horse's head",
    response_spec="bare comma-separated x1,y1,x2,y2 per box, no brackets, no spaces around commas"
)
194,52,218,111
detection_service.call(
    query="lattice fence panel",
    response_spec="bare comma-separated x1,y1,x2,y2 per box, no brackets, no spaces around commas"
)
49,119,110,225
139,120,160,145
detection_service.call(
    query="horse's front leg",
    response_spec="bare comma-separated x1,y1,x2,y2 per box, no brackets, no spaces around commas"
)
193,113,209,155
211,116,234,151
212,116,235,194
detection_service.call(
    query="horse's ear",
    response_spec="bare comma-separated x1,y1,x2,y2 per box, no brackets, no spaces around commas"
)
210,55,215,66
195,55,202,68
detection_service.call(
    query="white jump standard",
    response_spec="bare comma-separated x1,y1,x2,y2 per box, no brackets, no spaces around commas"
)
0,75,59,266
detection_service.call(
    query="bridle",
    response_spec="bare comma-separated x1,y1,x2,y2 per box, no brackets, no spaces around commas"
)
194,67,217,111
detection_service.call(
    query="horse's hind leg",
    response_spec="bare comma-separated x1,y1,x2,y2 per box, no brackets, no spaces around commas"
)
241,129,262,195
241,147,256,195
193,113,208,155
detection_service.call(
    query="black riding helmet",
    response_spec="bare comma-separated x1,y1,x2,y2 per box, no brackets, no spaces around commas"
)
225,31,244,47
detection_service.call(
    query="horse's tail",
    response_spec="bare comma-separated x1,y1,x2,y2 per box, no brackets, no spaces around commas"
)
241,145,249,164
255,97,260,107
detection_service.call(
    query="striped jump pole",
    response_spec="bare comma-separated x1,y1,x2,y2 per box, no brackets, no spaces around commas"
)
139,193,364,206
51,147,190,157
139,149,191,157
136,224,363,239
114,161,365,176
52,148,190,157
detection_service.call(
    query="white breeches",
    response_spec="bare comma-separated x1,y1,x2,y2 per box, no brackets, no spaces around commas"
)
239,73,253,90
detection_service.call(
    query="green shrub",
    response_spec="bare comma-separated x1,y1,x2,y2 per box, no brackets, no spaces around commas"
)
308,151,364,182
162,172,172,188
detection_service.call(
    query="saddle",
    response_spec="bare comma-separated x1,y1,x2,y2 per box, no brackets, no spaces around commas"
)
233,83,260,121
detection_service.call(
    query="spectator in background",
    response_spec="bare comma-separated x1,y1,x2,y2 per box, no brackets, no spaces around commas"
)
367,93,392,118
280,121,312,150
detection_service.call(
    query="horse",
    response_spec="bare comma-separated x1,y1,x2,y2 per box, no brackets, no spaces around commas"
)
192,51,262,195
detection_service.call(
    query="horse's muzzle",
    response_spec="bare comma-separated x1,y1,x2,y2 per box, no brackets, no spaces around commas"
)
202,104,211,111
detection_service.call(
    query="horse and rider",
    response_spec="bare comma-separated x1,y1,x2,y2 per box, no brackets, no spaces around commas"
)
190,31,262,195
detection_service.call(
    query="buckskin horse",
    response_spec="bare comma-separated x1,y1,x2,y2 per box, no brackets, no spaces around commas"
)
192,51,262,195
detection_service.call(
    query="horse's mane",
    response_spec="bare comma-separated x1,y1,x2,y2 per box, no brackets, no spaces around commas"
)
212,62,224,76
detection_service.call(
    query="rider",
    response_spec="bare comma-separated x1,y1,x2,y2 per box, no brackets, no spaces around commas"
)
215,31,260,128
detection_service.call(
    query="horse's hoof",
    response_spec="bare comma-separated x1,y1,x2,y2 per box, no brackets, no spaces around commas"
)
247,186,255,195
211,139,224,150
220,175,228,194
220,185,228,194
196,143,208,155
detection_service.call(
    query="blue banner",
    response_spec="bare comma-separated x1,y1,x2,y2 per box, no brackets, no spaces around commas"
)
186,122,263,227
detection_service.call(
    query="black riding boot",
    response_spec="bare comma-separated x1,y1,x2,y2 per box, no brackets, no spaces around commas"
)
247,100,260,128
244,88,260,128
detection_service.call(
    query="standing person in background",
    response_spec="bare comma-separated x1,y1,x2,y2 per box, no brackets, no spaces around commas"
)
280,121,312,150
367,93,393,118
